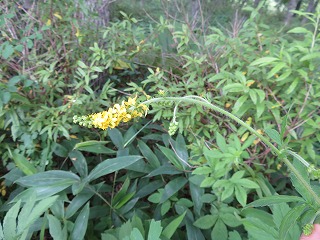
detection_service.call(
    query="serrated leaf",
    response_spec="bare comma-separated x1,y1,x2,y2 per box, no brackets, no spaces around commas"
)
147,220,162,240
264,128,282,146
235,185,247,207
211,219,228,240
290,159,314,204
246,195,304,208
242,217,278,240
3,200,21,239
279,204,307,240
236,179,260,189
194,215,218,229
216,132,227,152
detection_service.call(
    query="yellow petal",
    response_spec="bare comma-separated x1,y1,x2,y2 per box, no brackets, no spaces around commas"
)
241,132,249,142
53,12,62,20
46,19,51,26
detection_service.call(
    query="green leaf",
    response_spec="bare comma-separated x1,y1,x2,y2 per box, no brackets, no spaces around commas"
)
288,27,311,34
246,195,305,208
264,128,282,146
17,193,36,232
65,189,95,219
11,152,37,176
216,132,227,152
300,52,320,62
19,195,59,235
74,141,115,154
108,128,124,149
48,215,66,240
256,102,265,118
211,219,228,240
285,78,299,94
138,140,160,168
249,90,257,104
193,215,218,229
160,177,187,203
279,204,307,240
271,202,291,229
223,83,245,93
77,60,87,68
250,57,279,66
2,43,14,59
12,184,71,203
161,201,171,216
233,95,248,113
267,62,286,79
3,200,21,240
130,228,144,240
242,217,278,240
235,185,247,207
158,145,184,170
69,150,88,177
85,156,143,182
228,230,242,240
162,211,186,238
16,170,80,187
147,220,162,240
192,166,212,175
0,222,3,240
236,179,260,189
290,159,314,204
70,203,90,240
280,115,288,139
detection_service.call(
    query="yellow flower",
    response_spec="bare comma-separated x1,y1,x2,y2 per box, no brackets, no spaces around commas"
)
75,96,148,130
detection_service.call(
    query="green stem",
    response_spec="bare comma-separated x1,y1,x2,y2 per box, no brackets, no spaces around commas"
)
143,96,320,206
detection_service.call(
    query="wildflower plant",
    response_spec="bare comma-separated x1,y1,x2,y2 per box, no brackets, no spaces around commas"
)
73,96,148,130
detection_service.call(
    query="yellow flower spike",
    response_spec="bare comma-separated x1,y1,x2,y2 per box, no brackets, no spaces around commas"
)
225,102,232,108
77,95,148,130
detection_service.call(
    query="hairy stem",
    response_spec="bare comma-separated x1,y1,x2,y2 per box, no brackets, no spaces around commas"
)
143,96,320,206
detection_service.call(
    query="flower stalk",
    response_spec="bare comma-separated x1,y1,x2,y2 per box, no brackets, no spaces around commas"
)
142,96,320,206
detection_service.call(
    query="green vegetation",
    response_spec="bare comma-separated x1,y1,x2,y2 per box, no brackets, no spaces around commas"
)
0,0,320,239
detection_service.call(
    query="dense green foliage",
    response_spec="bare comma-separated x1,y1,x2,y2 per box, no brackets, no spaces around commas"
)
0,0,320,239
